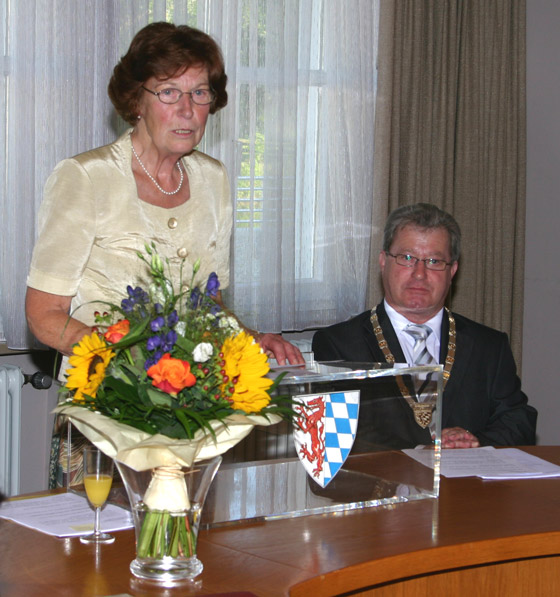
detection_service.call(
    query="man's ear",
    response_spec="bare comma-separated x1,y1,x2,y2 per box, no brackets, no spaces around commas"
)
450,260,458,279
379,250,386,273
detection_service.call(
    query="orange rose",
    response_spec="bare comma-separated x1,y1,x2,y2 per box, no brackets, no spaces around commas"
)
147,353,196,395
104,319,130,344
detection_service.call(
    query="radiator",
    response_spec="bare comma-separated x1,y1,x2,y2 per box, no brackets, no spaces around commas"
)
0,365,52,497
0,365,24,497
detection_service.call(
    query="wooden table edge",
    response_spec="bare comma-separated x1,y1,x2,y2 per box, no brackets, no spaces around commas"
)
289,530,560,596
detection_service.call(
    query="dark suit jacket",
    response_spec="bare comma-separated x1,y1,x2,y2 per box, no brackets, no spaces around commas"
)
312,303,537,447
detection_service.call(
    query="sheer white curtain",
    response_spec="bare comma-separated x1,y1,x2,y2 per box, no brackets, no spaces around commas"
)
0,0,169,348
202,1,379,332
0,0,378,348
1,1,122,348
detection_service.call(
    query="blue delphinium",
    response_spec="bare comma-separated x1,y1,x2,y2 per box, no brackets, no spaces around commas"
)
190,287,201,309
144,350,163,370
205,272,220,297
150,316,165,332
144,305,179,370
121,285,150,314
146,336,162,351
161,330,177,352
167,310,179,327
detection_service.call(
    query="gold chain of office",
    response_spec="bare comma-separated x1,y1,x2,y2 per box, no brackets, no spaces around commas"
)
369,307,456,428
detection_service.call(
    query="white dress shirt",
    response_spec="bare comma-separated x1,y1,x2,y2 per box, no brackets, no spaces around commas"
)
383,300,443,365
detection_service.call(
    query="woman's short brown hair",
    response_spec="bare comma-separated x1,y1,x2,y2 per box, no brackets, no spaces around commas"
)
108,22,228,125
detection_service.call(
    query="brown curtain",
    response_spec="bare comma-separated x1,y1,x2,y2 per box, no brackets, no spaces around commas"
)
369,0,526,365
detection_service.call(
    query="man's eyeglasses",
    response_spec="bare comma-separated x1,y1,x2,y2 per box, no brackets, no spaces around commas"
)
142,86,215,105
386,252,453,271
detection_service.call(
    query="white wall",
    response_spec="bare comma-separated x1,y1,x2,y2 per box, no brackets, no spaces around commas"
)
523,1,560,445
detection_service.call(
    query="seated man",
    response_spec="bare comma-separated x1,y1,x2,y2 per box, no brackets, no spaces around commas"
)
312,203,537,448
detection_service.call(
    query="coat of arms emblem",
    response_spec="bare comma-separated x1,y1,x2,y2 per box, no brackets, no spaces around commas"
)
293,391,360,488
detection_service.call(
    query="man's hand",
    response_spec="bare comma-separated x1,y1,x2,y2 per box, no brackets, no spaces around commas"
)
257,333,305,366
441,427,480,449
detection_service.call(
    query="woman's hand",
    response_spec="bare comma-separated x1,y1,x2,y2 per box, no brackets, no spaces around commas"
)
25,288,92,355
256,332,305,366
212,291,305,366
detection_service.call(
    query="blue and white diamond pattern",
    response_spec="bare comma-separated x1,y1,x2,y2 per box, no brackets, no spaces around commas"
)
293,391,360,488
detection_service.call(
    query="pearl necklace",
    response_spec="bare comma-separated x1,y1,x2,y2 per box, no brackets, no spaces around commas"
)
130,135,184,196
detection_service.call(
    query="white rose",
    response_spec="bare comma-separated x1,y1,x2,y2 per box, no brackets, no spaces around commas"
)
193,342,213,363
219,316,241,332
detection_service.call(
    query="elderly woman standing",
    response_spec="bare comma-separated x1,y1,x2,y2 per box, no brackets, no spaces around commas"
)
26,22,301,485
26,22,301,366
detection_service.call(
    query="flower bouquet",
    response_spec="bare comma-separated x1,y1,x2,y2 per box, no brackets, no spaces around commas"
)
55,244,290,581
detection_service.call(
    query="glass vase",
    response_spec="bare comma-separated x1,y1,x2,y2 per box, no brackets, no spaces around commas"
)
116,456,221,582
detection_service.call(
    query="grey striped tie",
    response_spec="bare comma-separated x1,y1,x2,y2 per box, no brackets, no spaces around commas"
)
404,324,434,365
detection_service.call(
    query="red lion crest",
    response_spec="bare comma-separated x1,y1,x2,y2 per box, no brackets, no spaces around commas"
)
295,396,326,477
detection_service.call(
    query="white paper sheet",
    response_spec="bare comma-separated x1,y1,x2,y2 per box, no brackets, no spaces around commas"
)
402,446,560,479
0,492,133,537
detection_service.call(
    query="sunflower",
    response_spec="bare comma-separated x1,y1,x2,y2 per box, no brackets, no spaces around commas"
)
66,333,115,402
220,331,273,413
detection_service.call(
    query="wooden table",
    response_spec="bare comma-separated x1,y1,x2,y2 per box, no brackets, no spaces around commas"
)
2,447,560,596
